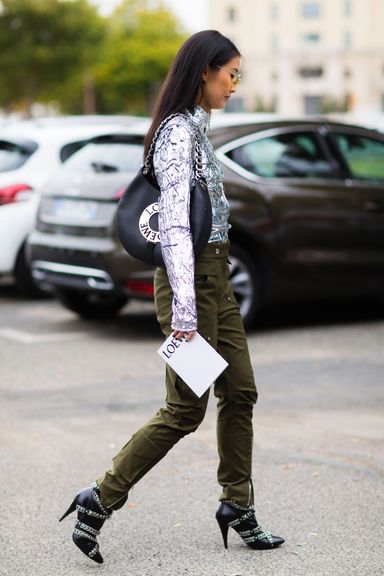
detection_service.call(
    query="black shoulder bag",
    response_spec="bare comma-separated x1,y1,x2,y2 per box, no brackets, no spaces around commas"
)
116,114,212,267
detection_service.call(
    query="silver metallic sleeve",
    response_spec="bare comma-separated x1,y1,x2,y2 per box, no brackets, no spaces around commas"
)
153,118,197,332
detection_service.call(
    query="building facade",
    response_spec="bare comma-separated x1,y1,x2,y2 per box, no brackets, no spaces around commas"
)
208,0,384,117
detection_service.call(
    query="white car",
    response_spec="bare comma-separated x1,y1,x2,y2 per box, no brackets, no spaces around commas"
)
0,116,145,295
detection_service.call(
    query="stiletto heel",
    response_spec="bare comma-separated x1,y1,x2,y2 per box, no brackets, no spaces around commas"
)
59,497,77,522
216,515,229,549
216,502,284,550
59,483,112,564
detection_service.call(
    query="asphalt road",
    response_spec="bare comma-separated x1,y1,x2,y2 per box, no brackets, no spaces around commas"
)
0,288,383,576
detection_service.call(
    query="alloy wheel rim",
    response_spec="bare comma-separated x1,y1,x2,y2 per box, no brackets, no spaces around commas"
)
228,255,255,320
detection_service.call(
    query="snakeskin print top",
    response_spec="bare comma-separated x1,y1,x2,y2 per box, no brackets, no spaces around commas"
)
153,105,230,332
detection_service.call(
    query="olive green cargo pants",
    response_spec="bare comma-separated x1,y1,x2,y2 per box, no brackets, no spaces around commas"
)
98,242,258,509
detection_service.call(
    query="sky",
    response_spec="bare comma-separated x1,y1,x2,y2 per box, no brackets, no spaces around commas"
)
164,0,208,31
92,0,208,31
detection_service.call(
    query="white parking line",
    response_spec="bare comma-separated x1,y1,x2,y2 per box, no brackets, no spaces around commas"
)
0,328,88,344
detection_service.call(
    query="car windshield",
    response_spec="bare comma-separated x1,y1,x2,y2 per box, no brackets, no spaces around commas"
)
63,141,144,173
0,139,36,172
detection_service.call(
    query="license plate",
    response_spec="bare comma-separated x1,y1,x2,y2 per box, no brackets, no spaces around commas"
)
52,198,98,221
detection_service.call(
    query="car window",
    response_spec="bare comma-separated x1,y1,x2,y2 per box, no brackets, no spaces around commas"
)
0,139,37,172
226,131,335,179
60,140,89,163
331,132,384,182
63,142,144,173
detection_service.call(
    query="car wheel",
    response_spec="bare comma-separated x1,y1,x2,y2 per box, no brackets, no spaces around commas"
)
14,243,50,298
229,244,260,327
55,288,129,319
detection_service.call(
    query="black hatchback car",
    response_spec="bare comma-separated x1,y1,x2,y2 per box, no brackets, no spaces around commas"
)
28,116,384,326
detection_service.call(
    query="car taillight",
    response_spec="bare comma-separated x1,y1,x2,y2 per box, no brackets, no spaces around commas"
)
125,280,154,296
116,186,126,200
0,184,33,205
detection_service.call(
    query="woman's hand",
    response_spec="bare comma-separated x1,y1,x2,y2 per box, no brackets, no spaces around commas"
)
172,330,196,342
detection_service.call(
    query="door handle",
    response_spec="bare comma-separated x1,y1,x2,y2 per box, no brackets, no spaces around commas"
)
363,199,383,213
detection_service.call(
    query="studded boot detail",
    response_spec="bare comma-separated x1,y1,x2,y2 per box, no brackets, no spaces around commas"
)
216,501,284,550
59,482,112,563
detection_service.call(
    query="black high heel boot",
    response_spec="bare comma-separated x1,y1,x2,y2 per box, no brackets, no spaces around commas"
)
59,482,112,564
216,501,284,550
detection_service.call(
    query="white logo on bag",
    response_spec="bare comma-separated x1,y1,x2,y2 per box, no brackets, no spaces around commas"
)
139,203,160,243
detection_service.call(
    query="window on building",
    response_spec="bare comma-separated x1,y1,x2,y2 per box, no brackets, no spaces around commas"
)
298,66,324,78
226,131,334,179
302,2,321,18
271,34,279,52
227,7,237,23
304,95,322,114
331,132,384,182
270,3,279,20
302,32,321,44
344,30,352,48
344,0,352,17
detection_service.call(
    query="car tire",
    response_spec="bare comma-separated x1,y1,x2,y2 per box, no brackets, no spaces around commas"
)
55,288,129,319
229,244,260,328
14,243,49,298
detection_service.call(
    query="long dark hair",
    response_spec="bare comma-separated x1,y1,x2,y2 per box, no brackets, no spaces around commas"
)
143,30,240,156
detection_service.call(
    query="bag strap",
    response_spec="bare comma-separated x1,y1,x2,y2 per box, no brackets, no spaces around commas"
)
143,112,205,185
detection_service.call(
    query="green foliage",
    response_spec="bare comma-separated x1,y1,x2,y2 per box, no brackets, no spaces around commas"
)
94,1,187,114
0,0,105,114
320,96,348,114
253,95,276,113
0,0,186,115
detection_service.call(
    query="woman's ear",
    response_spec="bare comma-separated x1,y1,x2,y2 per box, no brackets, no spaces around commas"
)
202,67,209,83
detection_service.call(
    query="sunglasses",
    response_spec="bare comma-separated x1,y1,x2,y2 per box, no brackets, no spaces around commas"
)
215,65,242,86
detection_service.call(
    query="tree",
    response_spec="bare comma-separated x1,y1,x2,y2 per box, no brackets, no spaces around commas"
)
320,96,348,114
94,0,187,114
0,0,106,115
0,0,186,116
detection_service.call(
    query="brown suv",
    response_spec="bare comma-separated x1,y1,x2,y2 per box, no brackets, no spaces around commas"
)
28,116,384,326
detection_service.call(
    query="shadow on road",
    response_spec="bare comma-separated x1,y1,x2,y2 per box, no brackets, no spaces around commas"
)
250,297,383,333
1,283,382,339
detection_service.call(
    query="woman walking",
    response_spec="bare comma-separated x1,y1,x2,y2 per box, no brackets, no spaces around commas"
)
59,29,284,563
